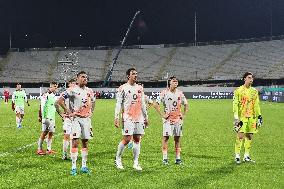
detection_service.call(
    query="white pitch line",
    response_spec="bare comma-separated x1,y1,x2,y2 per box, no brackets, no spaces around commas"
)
0,133,62,157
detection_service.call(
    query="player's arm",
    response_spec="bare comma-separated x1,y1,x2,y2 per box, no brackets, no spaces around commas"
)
24,91,30,106
39,94,47,122
254,91,263,127
91,91,96,115
141,92,149,126
56,91,71,115
114,88,123,128
154,91,168,119
11,92,15,111
181,93,189,116
233,89,242,132
233,89,240,120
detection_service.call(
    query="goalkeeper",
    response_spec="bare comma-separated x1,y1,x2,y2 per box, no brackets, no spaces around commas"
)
233,72,262,164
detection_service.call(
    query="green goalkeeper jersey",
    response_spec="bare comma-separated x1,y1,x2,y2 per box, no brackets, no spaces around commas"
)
233,85,261,119
41,92,56,120
12,90,27,107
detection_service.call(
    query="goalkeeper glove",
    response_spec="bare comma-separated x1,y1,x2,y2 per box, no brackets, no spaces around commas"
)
233,119,243,132
257,115,263,128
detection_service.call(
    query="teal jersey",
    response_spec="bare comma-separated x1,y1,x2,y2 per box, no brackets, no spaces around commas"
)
41,92,57,119
12,90,27,107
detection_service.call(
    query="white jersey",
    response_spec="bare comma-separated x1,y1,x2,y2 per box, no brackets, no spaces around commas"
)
157,89,187,123
115,83,148,122
61,85,95,118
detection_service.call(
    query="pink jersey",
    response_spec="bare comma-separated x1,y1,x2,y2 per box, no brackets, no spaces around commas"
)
62,85,95,118
158,89,187,123
115,83,148,122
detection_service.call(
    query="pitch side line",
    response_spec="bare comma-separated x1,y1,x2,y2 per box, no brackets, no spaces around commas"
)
0,133,62,157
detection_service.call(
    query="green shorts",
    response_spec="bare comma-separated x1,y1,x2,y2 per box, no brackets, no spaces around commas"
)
239,117,258,134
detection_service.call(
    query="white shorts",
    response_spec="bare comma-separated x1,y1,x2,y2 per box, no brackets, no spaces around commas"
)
15,106,24,114
122,120,145,136
63,118,72,135
163,119,183,137
71,117,93,140
42,118,55,133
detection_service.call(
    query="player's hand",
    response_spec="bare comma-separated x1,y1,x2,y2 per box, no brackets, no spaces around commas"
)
257,115,263,128
162,113,169,119
114,118,120,128
12,102,15,111
144,119,149,128
38,117,42,123
233,119,243,132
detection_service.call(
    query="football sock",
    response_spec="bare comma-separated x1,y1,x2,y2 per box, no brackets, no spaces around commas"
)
16,117,20,127
133,142,141,164
162,147,168,160
175,147,181,159
71,148,78,169
235,137,243,155
47,138,52,151
38,138,43,150
81,148,88,168
116,141,126,159
244,138,252,157
63,140,69,153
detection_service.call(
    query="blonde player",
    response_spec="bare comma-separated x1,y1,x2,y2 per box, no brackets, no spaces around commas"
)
155,76,188,165
57,78,76,160
233,72,262,164
57,71,95,176
114,68,148,171
12,83,30,128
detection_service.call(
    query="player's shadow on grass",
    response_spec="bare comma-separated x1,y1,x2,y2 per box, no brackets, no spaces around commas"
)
176,162,236,188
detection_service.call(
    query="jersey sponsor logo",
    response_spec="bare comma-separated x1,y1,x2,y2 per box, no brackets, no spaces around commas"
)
133,94,138,100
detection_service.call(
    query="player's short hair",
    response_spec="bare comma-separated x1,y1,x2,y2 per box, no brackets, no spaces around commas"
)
242,72,253,80
68,78,76,84
126,68,136,78
50,81,58,86
16,83,21,85
167,76,178,87
77,71,87,77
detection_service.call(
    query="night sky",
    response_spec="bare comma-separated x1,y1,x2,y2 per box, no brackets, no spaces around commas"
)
1,0,284,54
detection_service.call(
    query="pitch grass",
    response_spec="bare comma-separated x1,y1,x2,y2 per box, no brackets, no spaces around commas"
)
0,99,283,189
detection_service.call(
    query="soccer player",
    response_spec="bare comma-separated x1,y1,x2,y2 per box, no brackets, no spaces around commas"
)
57,71,95,176
154,76,188,165
233,72,262,164
59,78,76,160
114,68,148,171
12,83,30,128
37,81,58,155
4,89,10,104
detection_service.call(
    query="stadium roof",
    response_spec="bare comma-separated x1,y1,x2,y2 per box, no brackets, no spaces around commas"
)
1,0,284,54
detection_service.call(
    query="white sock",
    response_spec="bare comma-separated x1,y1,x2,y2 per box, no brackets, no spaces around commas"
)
71,148,78,169
163,151,168,160
235,153,240,159
38,138,43,150
81,148,88,168
16,117,20,127
63,140,69,153
47,138,52,151
116,141,126,159
133,142,141,165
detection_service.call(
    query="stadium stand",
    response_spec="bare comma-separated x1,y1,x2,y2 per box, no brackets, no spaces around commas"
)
0,39,283,83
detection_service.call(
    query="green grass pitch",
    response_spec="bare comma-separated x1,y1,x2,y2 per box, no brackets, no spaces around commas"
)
0,99,283,188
